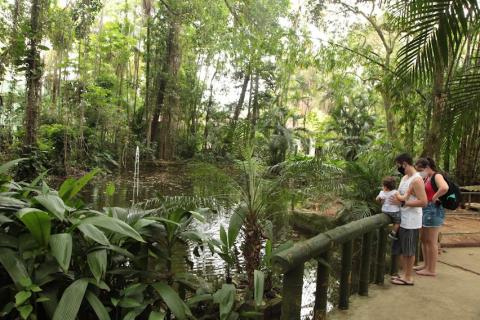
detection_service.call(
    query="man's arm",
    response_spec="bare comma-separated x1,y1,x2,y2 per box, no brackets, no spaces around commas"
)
405,178,427,207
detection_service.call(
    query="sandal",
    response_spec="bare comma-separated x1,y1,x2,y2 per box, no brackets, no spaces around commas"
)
391,278,414,286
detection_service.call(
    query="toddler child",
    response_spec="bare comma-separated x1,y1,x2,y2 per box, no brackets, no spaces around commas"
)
376,176,401,240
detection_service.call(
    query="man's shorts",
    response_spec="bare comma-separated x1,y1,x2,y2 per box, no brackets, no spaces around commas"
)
391,227,419,257
383,211,401,224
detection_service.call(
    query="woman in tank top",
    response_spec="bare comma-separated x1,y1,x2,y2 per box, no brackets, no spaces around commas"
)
413,157,449,276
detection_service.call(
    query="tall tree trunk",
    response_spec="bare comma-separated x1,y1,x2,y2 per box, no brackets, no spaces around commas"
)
24,0,44,150
145,16,152,147
231,73,250,126
422,65,446,160
158,18,182,160
203,67,218,151
224,72,250,148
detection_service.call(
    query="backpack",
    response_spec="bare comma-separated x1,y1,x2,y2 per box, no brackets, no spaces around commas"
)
431,173,462,210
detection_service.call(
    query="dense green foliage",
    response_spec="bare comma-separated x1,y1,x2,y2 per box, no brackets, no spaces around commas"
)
0,159,271,319
0,0,478,184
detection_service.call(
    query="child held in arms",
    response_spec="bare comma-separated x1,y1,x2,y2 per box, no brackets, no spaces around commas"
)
376,176,401,240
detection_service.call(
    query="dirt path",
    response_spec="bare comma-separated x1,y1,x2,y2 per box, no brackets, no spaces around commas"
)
441,210,480,247
329,248,480,320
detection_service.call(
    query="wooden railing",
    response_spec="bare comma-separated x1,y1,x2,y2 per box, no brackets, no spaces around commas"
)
272,214,392,320
462,191,480,209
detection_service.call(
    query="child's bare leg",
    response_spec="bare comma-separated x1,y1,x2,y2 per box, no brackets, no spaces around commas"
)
392,223,400,234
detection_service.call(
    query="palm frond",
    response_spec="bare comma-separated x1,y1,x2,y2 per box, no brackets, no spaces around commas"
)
391,0,479,82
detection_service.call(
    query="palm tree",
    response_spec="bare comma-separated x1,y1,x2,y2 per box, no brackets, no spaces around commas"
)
390,0,480,174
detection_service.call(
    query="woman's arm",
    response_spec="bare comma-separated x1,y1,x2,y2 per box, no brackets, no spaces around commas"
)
432,174,449,202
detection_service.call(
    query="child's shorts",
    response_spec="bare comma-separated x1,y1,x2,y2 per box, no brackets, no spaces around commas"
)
383,211,401,224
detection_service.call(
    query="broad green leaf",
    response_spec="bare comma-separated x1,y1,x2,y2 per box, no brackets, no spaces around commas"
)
0,196,26,208
34,193,66,221
0,248,31,287
87,249,107,283
124,283,147,297
49,233,72,272
132,218,157,230
58,178,75,199
22,170,50,198
213,284,236,320
16,208,51,246
86,291,111,320
123,306,147,320
0,302,15,317
186,294,213,307
15,291,32,306
78,224,110,246
118,297,142,308
228,209,245,248
0,233,17,249
64,168,100,201
188,210,206,223
148,311,166,320
17,304,33,320
107,245,134,259
80,216,144,242
87,278,110,291
181,231,204,243
253,270,264,307
0,214,14,225
0,158,26,175
52,279,89,320
152,283,192,320
220,225,228,247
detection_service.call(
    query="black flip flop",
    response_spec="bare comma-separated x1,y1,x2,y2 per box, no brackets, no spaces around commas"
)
391,278,414,286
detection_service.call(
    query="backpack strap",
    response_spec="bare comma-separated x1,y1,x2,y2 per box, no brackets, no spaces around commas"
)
430,172,439,192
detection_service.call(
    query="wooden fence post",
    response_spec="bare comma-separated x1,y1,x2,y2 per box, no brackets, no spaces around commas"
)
280,263,304,320
314,251,330,320
339,240,353,310
359,232,373,296
375,227,387,284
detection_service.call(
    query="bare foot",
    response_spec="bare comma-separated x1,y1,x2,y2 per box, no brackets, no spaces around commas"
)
416,269,436,276
413,265,425,271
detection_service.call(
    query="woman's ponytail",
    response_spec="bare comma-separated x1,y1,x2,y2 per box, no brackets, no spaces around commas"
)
426,157,437,171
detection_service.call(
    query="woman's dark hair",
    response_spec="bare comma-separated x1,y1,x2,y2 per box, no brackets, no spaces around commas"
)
415,157,437,171
382,176,397,191
395,153,413,165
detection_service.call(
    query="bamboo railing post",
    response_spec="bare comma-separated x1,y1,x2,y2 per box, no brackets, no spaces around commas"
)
280,263,304,320
359,232,373,296
313,251,330,320
375,227,387,284
339,240,353,310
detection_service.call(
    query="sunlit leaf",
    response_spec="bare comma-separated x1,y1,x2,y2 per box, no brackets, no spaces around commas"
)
49,233,72,272
52,279,89,320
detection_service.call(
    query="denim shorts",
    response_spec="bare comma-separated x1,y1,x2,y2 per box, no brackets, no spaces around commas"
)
422,202,445,227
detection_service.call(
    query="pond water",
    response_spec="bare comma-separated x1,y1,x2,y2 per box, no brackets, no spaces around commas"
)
84,162,330,319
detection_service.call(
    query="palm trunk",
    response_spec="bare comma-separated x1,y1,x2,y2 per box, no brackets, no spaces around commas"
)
250,73,260,140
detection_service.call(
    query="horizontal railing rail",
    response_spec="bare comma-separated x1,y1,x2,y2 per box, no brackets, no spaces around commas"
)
462,191,480,209
272,213,392,320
